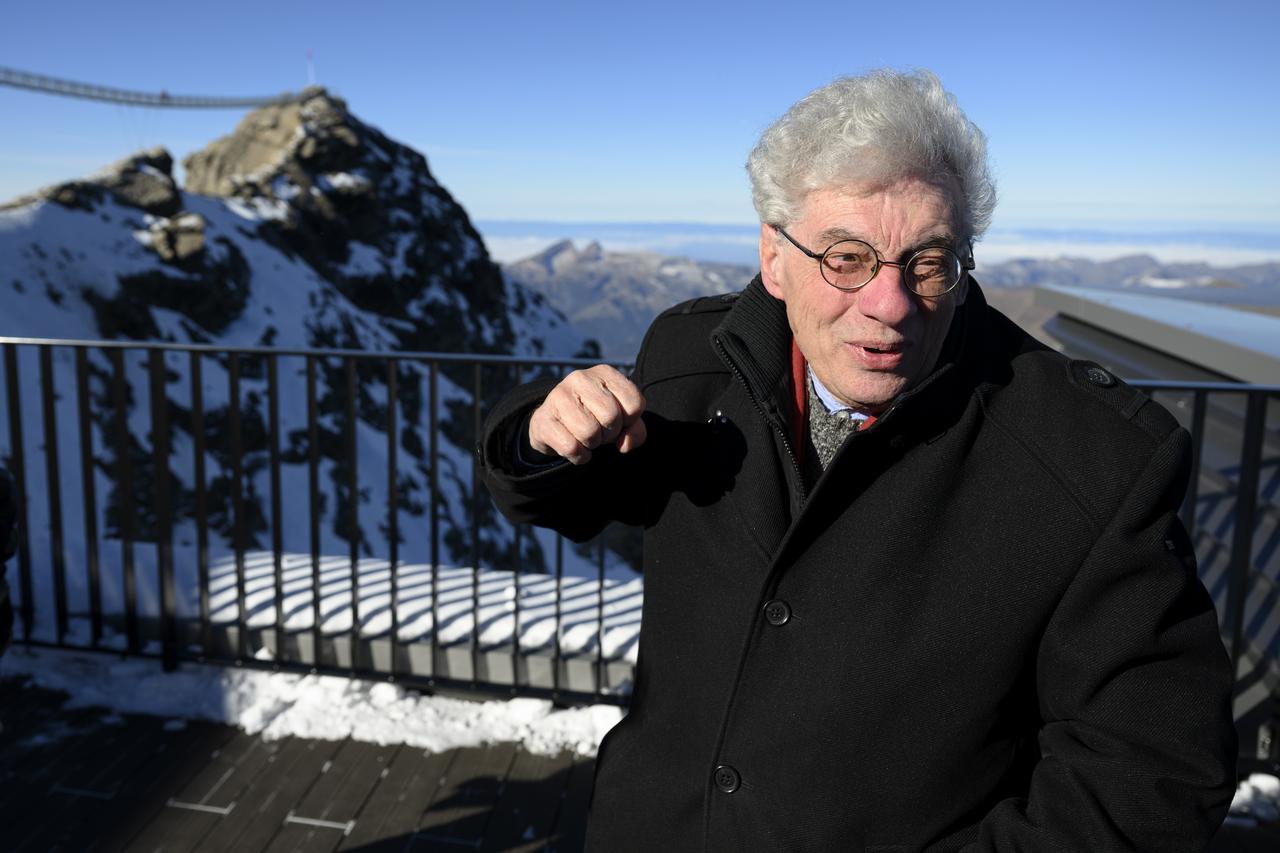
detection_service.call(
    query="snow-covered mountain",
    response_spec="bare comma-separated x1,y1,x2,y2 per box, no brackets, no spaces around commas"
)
974,253,1280,302
0,88,605,635
504,240,753,359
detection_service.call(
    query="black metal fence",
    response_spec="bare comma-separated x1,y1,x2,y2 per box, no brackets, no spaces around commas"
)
1,337,637,706
2,337,1278,729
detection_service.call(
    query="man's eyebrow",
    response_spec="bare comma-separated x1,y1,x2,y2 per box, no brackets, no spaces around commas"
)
815,229,959,254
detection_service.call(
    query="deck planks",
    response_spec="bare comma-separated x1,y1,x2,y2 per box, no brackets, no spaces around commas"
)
0,675,605,852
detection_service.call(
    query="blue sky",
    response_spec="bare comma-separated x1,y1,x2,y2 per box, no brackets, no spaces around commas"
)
3,1,1278,244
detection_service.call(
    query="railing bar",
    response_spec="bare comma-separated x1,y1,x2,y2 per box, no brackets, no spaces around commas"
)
111,348,137,654
306,356,322,667
39,346,67,644
228,352,247,661
471,363,482,685
1182,389,1208,540
554,533,563,697
386,359,399,677
190,352,210,656
75,348,101,648
512,522,522,694
597,535,606,699
429,362,440,682
511,364,522,694
268,354,284,664
149,349,176,671
3,344,32,645
1226,391,1266,674
0,335,632,370
346,357,359,667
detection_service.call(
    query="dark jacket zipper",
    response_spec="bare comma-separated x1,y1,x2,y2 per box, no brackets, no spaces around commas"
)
712,334,807,503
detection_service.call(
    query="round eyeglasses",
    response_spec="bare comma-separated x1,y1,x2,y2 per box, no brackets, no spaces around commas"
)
774,225,973,298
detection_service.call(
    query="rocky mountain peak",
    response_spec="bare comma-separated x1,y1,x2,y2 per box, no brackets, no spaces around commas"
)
182,87,353,198
2,145,181,218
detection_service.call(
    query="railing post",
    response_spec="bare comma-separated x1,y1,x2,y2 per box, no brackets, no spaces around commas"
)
386,358,399,678
428,361,440,683
268,354,284,665
75,347,101,648
228,352,246,660
4,343,33,644
111,348,138,654
345,357,359,669
39,345,68,645
148,349,176,670
1226,390,1266,675
189,352,210,657
471,362,482,686
306,355,322,667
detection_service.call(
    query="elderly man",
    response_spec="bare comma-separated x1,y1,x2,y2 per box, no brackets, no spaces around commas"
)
481,70,1236,852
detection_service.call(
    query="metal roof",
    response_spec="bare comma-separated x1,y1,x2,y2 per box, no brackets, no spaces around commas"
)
1033,285,1280,384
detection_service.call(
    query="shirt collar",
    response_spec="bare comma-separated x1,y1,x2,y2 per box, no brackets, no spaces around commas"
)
808,367,870,421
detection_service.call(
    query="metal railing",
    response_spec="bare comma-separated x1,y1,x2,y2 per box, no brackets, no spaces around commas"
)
2,337,1277,722
1,336,637,706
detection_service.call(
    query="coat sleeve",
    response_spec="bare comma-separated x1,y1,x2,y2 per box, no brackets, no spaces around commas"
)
479,359,655,543
958,426,1237,852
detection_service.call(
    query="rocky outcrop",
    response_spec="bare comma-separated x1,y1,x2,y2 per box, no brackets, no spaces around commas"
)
180,87,518,353
2,147,181,217
147,212,206,266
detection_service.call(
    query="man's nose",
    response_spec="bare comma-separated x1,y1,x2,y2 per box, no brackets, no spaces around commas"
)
856,262,915,326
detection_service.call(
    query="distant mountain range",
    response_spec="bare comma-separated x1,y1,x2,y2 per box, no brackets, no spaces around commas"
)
504,240,746,359
506,242,1280,359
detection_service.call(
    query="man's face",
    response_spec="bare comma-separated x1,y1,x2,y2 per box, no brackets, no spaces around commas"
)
760,177,968,414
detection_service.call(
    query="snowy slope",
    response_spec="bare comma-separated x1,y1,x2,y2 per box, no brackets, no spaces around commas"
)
0,89,625,643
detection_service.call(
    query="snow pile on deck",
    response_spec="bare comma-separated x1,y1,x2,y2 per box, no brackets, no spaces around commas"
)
1231,772,1280,821
1,646,623,757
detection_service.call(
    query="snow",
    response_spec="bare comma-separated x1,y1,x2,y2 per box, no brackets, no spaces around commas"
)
341,239,385,277
1230,773,1280,822
318,172,371,193
1,645,624,756
203,551,642,660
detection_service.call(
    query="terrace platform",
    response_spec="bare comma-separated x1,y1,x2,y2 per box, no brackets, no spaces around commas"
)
3,673,1278,852
0,676,595,852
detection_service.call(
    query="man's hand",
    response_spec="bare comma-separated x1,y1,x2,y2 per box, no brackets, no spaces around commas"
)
528,365,647,465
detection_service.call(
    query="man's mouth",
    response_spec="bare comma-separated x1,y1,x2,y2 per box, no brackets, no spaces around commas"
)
858,342,904,355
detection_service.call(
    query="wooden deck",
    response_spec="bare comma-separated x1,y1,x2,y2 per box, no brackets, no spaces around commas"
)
5,673,1279,852
0,676,595,852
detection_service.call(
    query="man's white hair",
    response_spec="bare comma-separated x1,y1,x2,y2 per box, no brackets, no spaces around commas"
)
747,69,996,240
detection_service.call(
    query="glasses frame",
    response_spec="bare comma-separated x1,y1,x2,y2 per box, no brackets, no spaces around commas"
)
773,225,974,297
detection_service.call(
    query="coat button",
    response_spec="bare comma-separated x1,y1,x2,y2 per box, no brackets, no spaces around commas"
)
713,765,740,793
1085,366,1116,387
763,599,791,626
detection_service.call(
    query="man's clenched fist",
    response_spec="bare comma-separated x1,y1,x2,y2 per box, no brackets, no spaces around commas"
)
528,365,647,465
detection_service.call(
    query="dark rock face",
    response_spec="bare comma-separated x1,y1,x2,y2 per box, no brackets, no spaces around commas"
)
182,87,515,354
3,147,182,218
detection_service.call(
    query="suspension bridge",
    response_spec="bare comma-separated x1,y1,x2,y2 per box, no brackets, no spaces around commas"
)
0,65,304,109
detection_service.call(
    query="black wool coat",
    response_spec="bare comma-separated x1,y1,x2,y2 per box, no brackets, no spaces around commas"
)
480,277,1237,853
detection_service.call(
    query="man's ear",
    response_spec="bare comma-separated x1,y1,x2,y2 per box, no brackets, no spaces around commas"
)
759,223,786,301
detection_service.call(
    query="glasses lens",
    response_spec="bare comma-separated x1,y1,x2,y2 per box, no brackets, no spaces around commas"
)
821,240,877,289
906,247,962,296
